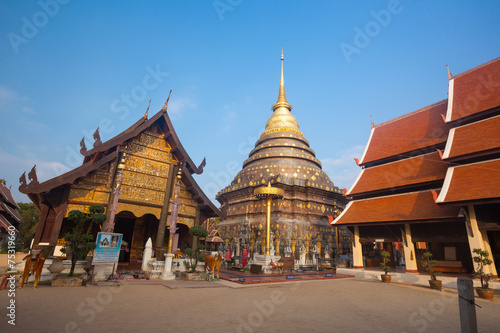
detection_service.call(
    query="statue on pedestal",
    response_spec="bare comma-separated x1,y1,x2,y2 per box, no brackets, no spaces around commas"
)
299,244,306,265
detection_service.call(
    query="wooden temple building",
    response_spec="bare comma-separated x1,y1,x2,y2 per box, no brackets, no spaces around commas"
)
0,181,21,246
333,57,500,277
19,96,219,264
216,50,349,260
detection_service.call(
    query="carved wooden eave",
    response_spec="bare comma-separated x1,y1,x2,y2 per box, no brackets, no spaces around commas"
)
19,151,118,196
180,164,220,218
80,107,206,176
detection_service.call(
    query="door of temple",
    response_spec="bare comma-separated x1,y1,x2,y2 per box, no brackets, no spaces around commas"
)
114,216,135,263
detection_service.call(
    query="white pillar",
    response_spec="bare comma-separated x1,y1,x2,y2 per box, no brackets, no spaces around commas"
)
95,264,106,281
467,205,498,277
402,224,418,273
141,238,153,272
352,226,364,269
161,253,175,280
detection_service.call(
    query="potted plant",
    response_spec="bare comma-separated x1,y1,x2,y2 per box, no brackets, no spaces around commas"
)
421,251,442,290
380,250,391,282
60,205,106,277
180,226,208,280
472,248,495,300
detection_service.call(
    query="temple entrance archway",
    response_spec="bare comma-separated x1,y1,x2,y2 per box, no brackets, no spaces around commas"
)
114,211,159,266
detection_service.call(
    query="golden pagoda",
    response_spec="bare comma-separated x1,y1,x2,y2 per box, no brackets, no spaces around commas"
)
216,49,349,260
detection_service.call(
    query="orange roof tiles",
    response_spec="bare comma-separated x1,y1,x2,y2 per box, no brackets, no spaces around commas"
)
443,115,500,161
437,158,500,204
349,152,448,196
446,57,500,123
334,190,462,226
359,100,450,165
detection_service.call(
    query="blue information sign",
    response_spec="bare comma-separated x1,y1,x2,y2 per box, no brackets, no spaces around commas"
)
92,232,122,264
286,275,294,279
238,277,245,282
326,273,333,277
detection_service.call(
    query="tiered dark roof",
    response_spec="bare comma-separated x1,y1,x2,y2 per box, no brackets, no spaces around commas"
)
0,183,21,232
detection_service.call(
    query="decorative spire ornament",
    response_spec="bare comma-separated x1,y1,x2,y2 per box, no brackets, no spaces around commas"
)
272,47,292,112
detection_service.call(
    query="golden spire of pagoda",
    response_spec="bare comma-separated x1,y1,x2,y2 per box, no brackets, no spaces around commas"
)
272,47,292,111
263,48,301,135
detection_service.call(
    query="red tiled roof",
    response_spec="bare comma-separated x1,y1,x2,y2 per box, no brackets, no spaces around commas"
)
349,152,448,196
446,57,500,123
443,115,500,161
333,190,462,226
437,158,500,204
359,100,450,165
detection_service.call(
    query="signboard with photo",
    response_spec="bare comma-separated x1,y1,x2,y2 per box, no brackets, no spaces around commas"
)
93,232,123,264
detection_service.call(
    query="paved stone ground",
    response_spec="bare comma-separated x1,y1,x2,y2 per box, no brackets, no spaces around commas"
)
0,278,498,332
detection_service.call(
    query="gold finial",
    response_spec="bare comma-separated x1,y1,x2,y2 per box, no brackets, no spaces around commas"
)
272,48,292,112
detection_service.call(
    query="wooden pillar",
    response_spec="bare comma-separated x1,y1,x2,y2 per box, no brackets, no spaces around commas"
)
352,226,364,269
156,163,177,250
467,205,498,277
33,203,49,246
192,207,200,252
402,223,418,273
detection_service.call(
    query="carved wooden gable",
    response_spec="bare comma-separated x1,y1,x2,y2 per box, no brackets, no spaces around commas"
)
66,162,114,216
116,123,177,219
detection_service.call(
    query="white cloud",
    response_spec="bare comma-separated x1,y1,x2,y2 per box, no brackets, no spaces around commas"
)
22,106,36,114
223,111,237,131
168,97,197,115
0,148,70,202
0,87,17,103
321,145,365,190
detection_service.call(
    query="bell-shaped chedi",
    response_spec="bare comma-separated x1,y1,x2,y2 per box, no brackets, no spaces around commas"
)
216,49,348,260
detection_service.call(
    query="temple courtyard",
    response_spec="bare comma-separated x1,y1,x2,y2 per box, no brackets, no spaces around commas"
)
1,277,499,332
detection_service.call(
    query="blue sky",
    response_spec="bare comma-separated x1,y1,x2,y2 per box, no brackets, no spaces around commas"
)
1,0,500,204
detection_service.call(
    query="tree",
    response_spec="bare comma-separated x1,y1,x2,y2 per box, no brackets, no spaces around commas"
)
185,226,208,272
380,250,391,275
60,205,106,276
421,251,441,281
472,248,493,289
17,202,40,251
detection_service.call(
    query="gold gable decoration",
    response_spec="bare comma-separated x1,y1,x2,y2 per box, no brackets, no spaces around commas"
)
167,217,195,228
116,202,161,220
